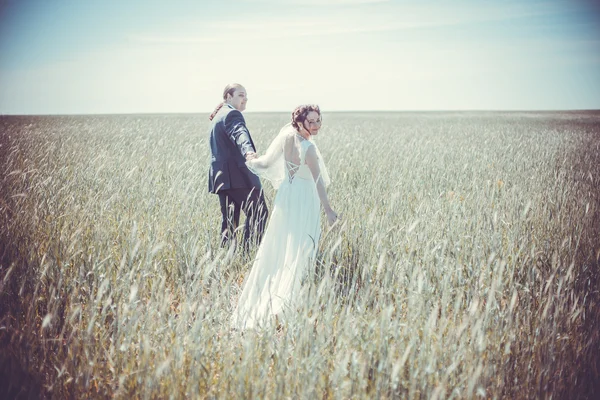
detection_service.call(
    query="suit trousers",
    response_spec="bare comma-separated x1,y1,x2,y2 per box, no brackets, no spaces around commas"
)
218,187,268,252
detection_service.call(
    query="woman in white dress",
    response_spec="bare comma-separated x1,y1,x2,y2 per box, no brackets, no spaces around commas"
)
231,105,339,330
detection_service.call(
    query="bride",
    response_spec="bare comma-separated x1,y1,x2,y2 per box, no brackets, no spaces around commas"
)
231,104,339,330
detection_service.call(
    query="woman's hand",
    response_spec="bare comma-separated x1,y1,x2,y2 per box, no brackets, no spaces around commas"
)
326,209,340,226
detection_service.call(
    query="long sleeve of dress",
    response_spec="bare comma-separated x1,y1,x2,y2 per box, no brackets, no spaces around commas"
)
225,110,255,157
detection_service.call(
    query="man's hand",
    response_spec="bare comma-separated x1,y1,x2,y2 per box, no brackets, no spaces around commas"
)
245,152,257,161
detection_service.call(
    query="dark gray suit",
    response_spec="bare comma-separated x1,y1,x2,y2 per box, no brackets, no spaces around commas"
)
208,104,268,249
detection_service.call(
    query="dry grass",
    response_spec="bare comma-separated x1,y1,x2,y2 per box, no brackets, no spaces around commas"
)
1,111,599,399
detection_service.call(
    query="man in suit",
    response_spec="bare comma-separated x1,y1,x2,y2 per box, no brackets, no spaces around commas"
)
208,83,268,251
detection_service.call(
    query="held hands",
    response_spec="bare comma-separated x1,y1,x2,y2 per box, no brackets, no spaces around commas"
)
245,151,257,161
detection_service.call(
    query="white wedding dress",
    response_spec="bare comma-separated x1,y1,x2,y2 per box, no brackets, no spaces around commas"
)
231,123,330,330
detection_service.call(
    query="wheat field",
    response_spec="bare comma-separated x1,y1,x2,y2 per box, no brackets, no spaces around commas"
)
1,111,599,399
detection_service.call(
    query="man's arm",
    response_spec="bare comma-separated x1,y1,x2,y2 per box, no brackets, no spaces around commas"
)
224,110,256,158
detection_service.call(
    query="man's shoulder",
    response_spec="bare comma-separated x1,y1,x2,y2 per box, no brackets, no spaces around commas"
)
215,107,244,125
214,106,233,122
224,108,244,123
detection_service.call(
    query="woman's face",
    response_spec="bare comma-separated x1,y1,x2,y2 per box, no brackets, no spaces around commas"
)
227,86,247,112
302,111,322,136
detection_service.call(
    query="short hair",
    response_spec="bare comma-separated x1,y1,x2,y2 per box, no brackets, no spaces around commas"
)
209,83,244,121
222,83,243,101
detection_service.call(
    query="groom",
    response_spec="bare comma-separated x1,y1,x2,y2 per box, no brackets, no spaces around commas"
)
208,83,268,251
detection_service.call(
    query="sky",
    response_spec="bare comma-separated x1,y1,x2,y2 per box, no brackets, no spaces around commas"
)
0,0,599,114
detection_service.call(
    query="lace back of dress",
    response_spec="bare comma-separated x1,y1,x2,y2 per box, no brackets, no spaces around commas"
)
283,133,307,183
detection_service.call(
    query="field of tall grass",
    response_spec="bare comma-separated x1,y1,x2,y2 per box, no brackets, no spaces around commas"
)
1,111,599,398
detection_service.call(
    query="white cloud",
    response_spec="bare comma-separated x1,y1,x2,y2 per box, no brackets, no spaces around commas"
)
127,2,565,46
2,0,597,113
241,0,389,4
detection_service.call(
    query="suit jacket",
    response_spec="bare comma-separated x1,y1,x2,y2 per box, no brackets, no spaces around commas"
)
208,104,262,193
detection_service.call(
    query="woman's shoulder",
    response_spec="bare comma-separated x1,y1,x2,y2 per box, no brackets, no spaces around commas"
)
303,140,317,157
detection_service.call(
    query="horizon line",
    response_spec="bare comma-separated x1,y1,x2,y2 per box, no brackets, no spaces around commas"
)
2,109,600,117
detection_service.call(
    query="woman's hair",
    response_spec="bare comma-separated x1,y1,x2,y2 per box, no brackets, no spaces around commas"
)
209,83,243,121
291,104,321,131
